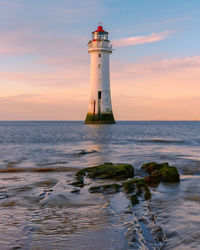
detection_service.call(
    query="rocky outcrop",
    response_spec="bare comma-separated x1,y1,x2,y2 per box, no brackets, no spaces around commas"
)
89,183,121,194
76,162,134,180
141,162,180,186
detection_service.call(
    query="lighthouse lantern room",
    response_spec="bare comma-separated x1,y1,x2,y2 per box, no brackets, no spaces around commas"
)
85,24,115,124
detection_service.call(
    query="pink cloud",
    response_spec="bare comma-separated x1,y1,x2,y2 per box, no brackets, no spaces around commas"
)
0,29,82,55
110,55,200,104
0,69,89,87
112,31,172,47
145,56,200,72
111,55,200,76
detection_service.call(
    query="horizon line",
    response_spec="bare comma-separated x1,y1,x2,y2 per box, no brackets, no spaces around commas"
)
0,120,199,122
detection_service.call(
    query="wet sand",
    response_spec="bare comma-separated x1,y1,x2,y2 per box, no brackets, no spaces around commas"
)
0,121,200,249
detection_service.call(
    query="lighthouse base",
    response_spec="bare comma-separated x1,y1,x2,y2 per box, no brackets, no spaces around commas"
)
84,113,116,124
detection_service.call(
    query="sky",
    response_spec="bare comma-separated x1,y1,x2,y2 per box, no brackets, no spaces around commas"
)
0,0,200,120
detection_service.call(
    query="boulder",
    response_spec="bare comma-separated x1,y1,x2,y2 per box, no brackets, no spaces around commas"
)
89,183,121,194
141,162,180,186
76,163,134,180
122,178,151,201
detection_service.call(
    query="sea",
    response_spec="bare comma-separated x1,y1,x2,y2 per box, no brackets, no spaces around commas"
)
0,121,200,250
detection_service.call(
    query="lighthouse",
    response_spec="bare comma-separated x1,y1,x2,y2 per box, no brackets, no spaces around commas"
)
85,24,115,124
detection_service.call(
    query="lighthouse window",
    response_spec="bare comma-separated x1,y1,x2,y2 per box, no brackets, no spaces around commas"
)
98,91,102,99
98,54,101,58
98,64,102,69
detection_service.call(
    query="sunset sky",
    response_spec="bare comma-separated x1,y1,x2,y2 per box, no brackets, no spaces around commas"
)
0,0,200,120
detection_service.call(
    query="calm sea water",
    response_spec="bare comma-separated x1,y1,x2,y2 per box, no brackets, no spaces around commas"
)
0,121,200,249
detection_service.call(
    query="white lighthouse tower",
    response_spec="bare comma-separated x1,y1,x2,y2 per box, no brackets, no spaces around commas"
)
85,24,115,124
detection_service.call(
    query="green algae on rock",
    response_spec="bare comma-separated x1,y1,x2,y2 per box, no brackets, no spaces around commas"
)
141,162,180,186
84,113,116,124
141,162,164,175
130,194,139,205
70,176,84,188
122,179,136,194
89,183,121,194
76,163,134,180
122,178,151,201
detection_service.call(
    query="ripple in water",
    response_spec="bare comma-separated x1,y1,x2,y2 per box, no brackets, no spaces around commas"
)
0,121,200,249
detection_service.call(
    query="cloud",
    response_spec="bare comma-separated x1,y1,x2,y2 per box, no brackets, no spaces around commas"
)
0,0,101,56
0,69,89,88
111,55,200,102
112,31,172,47
112,55,200,76
1,55,200,120
0,29,81,55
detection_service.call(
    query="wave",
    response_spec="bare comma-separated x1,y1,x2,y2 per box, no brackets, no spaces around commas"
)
38,161,68,166
135,139,186,144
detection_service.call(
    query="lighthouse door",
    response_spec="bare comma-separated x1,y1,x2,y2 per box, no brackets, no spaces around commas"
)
98,91,101,99
98,91,101,120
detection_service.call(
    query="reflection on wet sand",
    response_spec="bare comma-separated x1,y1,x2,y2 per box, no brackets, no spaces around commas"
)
86,125,116,166
0,170,111,249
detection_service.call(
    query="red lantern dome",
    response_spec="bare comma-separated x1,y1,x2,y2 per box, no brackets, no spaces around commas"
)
92,25,109,41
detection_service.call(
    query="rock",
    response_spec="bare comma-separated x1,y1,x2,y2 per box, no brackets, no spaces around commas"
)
77,150,97,155
130,194,139,205
69,176,84,188
122,179,136,193
122,178,151,200
76,163,134,180
147,224,164,242
138,216,148,224
145,175,161,186
141,162,180,186
124,227,138,242
124,210,133,214
89,183,121,194
39,192,46,198
0,193,9,199
141,162,164,174
148,212,156,222
70,188,80,193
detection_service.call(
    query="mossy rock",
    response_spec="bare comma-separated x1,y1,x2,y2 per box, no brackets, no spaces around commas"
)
122,179,136,194
130,194,139,205
85,113,116,124
89,183,121,194
122,178,151,200
141,162,166,174
145,175,160,186
142,162,180,186
155,166,180,182
70,176,84,188
144,186,151,200
76,163,134,180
